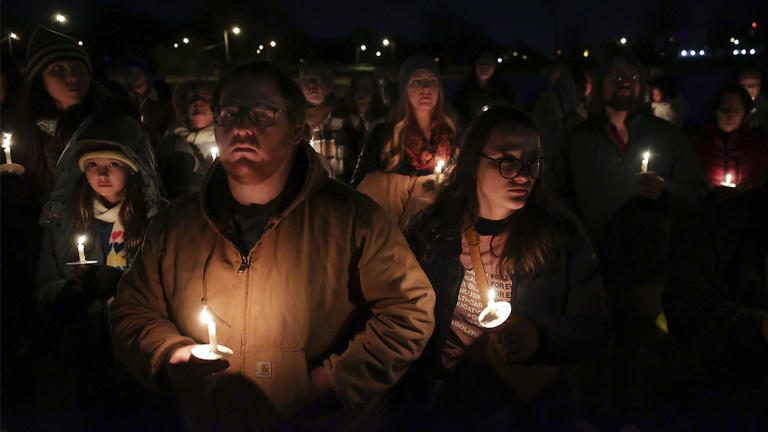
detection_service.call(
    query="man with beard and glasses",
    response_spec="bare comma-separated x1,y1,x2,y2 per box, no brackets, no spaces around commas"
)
550,48,706,427
110,61,435,431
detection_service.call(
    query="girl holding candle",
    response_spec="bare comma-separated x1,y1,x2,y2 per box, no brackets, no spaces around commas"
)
33,111,162,429
396,107,610,430
689,84,768,201
354,56,458,228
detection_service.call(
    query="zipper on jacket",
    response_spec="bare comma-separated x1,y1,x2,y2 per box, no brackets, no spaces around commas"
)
236,254,250,275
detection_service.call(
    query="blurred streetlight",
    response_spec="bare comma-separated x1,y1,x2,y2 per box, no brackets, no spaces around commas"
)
223,26,242,64
53,13,67,24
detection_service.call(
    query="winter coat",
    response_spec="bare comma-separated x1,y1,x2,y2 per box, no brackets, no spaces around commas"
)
551,111,707,246
688,122,768,191
110,143,435,424
36,112,162,303
663,184,768,403
156,125,216,200
399,217,610,403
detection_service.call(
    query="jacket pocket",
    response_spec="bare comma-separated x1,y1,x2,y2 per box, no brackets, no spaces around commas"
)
242,346,315,416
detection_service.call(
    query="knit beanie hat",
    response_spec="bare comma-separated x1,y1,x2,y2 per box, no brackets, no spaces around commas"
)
398,55,441,95
26,26,92,81
78,147,139,173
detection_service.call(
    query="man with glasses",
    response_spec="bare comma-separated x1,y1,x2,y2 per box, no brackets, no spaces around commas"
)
111,61,435,430
299,62,361,183
550,48,706,426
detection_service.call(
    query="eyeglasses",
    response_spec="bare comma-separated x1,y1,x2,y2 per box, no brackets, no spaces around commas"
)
214,105,285,128
480,153,545,179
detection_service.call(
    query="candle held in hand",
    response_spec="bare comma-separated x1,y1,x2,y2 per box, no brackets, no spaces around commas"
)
200,305,218,353
641,151,650,173
77,235,86,262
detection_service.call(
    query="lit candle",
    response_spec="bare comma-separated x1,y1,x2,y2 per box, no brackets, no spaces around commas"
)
641,151,650,173
720,172,736,188
2,132,13,164
210,146,219,160
200,305,218,353
77,235,86,262
434,158,446,184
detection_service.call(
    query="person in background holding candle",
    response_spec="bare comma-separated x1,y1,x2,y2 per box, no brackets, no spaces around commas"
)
550,47,706,427
688,84,768,203
110,61,435,431
156,80,218,200
354,55,458,229
397,108,610,430
34,111,163,430
663,182,768,430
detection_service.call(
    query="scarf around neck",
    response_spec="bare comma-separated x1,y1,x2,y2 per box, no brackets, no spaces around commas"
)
93,199,128,270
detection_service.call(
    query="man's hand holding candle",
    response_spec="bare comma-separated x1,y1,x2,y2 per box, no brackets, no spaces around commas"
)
636,172,665,200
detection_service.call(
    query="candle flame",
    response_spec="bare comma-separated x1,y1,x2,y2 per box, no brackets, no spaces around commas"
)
434,159,445,174
77,235,86,246
200,305,214,325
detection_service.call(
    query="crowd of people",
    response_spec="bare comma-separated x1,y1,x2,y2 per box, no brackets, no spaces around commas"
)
1,25,767,432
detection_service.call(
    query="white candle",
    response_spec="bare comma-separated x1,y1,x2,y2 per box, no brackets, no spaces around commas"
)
77,235,86,262
720,172,736,188
641,151,650,173
200,305,218,353
210,146,219,160
3,132,13,164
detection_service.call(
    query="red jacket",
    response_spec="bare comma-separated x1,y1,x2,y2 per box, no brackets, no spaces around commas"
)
689,123,768,189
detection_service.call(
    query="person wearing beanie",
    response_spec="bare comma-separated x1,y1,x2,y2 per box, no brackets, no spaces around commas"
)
156,80,218,199
123,58,174,145
550,46,706,426
13,26,114,204
298,61,361,183
354,55,458,229
34,111,163,429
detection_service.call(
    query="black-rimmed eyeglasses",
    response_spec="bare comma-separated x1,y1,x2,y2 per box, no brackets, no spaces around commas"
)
480,153,545,179
214,105,285,128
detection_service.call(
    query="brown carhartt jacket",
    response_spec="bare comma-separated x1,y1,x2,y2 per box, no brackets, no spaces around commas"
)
110,144,435,423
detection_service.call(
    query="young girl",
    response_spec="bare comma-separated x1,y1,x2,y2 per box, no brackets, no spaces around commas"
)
397,107,610,430
355,55,458,228
34,112,163,429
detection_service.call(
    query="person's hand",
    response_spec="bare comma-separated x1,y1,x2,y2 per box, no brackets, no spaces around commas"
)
636,172,665,200
489,315,539,363
165,344,230,393
309,365,335,397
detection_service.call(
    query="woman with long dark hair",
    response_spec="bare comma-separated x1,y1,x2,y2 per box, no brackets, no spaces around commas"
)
355,55,458,228
34,112,163,430
397,107,610,430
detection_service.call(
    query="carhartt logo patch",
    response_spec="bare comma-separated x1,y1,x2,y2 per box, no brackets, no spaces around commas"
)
256,361,272,377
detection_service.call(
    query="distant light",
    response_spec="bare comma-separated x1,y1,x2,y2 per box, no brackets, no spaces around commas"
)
182,37,189,44
78,40,83,46
741,49,747,55
583,50,590,58
360,44,366,51
375,51,381,57
619,37,627,45
231,26,241,35
9,32,19,40
699,49,705,56
512,51,518,57
258,44,264,50
689,50,696,56
680,50,688,57
750,48,756,55
269,40,277,48
54,13,67,24
734,39,740,45
173,43,179,48
497,57,503,63
382,38,390,47
752,22,758,29
733,49,740,55
521,54,528,60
